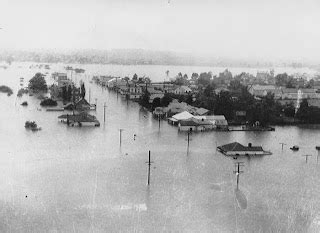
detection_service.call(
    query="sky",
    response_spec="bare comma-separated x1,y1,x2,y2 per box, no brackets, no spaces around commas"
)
0,0,320,62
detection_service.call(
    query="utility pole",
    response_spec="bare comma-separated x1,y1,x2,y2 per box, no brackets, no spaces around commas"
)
158,115,161,130
302,154,312,163
279,143,286,151
233,162,244,190
119,129,124,147
116,77,118,99
145,150,154,185
185,130,192,153
103,102,107,123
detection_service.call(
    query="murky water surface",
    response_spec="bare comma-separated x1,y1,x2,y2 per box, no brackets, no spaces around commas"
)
0,63,320,232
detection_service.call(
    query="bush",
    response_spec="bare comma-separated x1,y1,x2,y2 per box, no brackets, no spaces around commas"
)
17,88,28,97
0,85,13,96
25,121,37,129
40,98,57,106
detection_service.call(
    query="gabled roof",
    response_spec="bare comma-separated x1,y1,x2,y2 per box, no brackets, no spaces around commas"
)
193,115,226,121
218,142,263,152
195,108,209,116
172,111,194,120
76,98,90,106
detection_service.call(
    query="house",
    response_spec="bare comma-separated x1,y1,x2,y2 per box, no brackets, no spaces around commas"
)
58,112,100,127
193,115,228,129
174,86,192,95
99,76,114,86
128,83,143,100
178,118,199,132
74,98,91,111
217,142,267,156
178,118,213,132
168,111,194,125
248,85,276,97
147,87,164,103
52,72,67,81
279,88,318,99
107,78,117,88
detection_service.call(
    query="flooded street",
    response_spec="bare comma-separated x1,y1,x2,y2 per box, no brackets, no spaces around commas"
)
1,63,320,232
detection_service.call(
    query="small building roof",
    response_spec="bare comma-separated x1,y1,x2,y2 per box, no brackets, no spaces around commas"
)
172,111,194,121
175,86,192,92
218,142,263,152
195,108,209,116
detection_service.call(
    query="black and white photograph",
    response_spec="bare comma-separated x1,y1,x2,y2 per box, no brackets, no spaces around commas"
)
1,0,320,232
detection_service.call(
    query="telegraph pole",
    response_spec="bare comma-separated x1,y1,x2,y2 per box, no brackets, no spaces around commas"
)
185,130,192,153
103,103,107,123
279,143,286,151
233,162,244,190
302,154,312,163
145,150,154,185
119,129,124,146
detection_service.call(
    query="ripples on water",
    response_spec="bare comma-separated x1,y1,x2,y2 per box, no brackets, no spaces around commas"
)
0,63,320,232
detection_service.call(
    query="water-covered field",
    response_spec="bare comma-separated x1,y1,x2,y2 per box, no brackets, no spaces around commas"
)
0,63,320,232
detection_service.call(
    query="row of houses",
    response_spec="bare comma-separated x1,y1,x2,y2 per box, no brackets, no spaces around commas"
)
248,84,320,107
95,76,195,103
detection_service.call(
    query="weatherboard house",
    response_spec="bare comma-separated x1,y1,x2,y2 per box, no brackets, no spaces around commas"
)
217,142,269,156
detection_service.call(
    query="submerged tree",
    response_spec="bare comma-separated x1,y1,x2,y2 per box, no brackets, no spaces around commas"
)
28,73,47,92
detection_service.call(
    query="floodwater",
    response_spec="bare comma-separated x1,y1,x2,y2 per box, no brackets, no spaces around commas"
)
1,63,320,232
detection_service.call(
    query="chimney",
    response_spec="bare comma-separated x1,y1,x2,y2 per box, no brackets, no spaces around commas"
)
248,143,252,148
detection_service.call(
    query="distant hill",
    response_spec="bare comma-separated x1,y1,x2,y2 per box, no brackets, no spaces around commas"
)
0,48,311,68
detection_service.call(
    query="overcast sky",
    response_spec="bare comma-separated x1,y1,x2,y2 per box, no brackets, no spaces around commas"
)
0,0,319,62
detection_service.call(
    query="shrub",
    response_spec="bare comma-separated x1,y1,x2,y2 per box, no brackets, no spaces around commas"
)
0,85,13,96
40,98,57,106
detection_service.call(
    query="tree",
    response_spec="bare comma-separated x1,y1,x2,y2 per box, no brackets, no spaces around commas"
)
28,73,47,92
174,74,189,86
295,99,309,122
132,73,138,81
275,73,289,86
62,86,67,101
139,90,150,108
197,72,212,86
185,94,193,105
191,73,199,81
67,85,72,101
160,94,173,107
203,83,215,97
152,97,161,110
229,79,242,90
283,103,295,118
80,82,86,99
165,70,169,79
214,91,234,120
